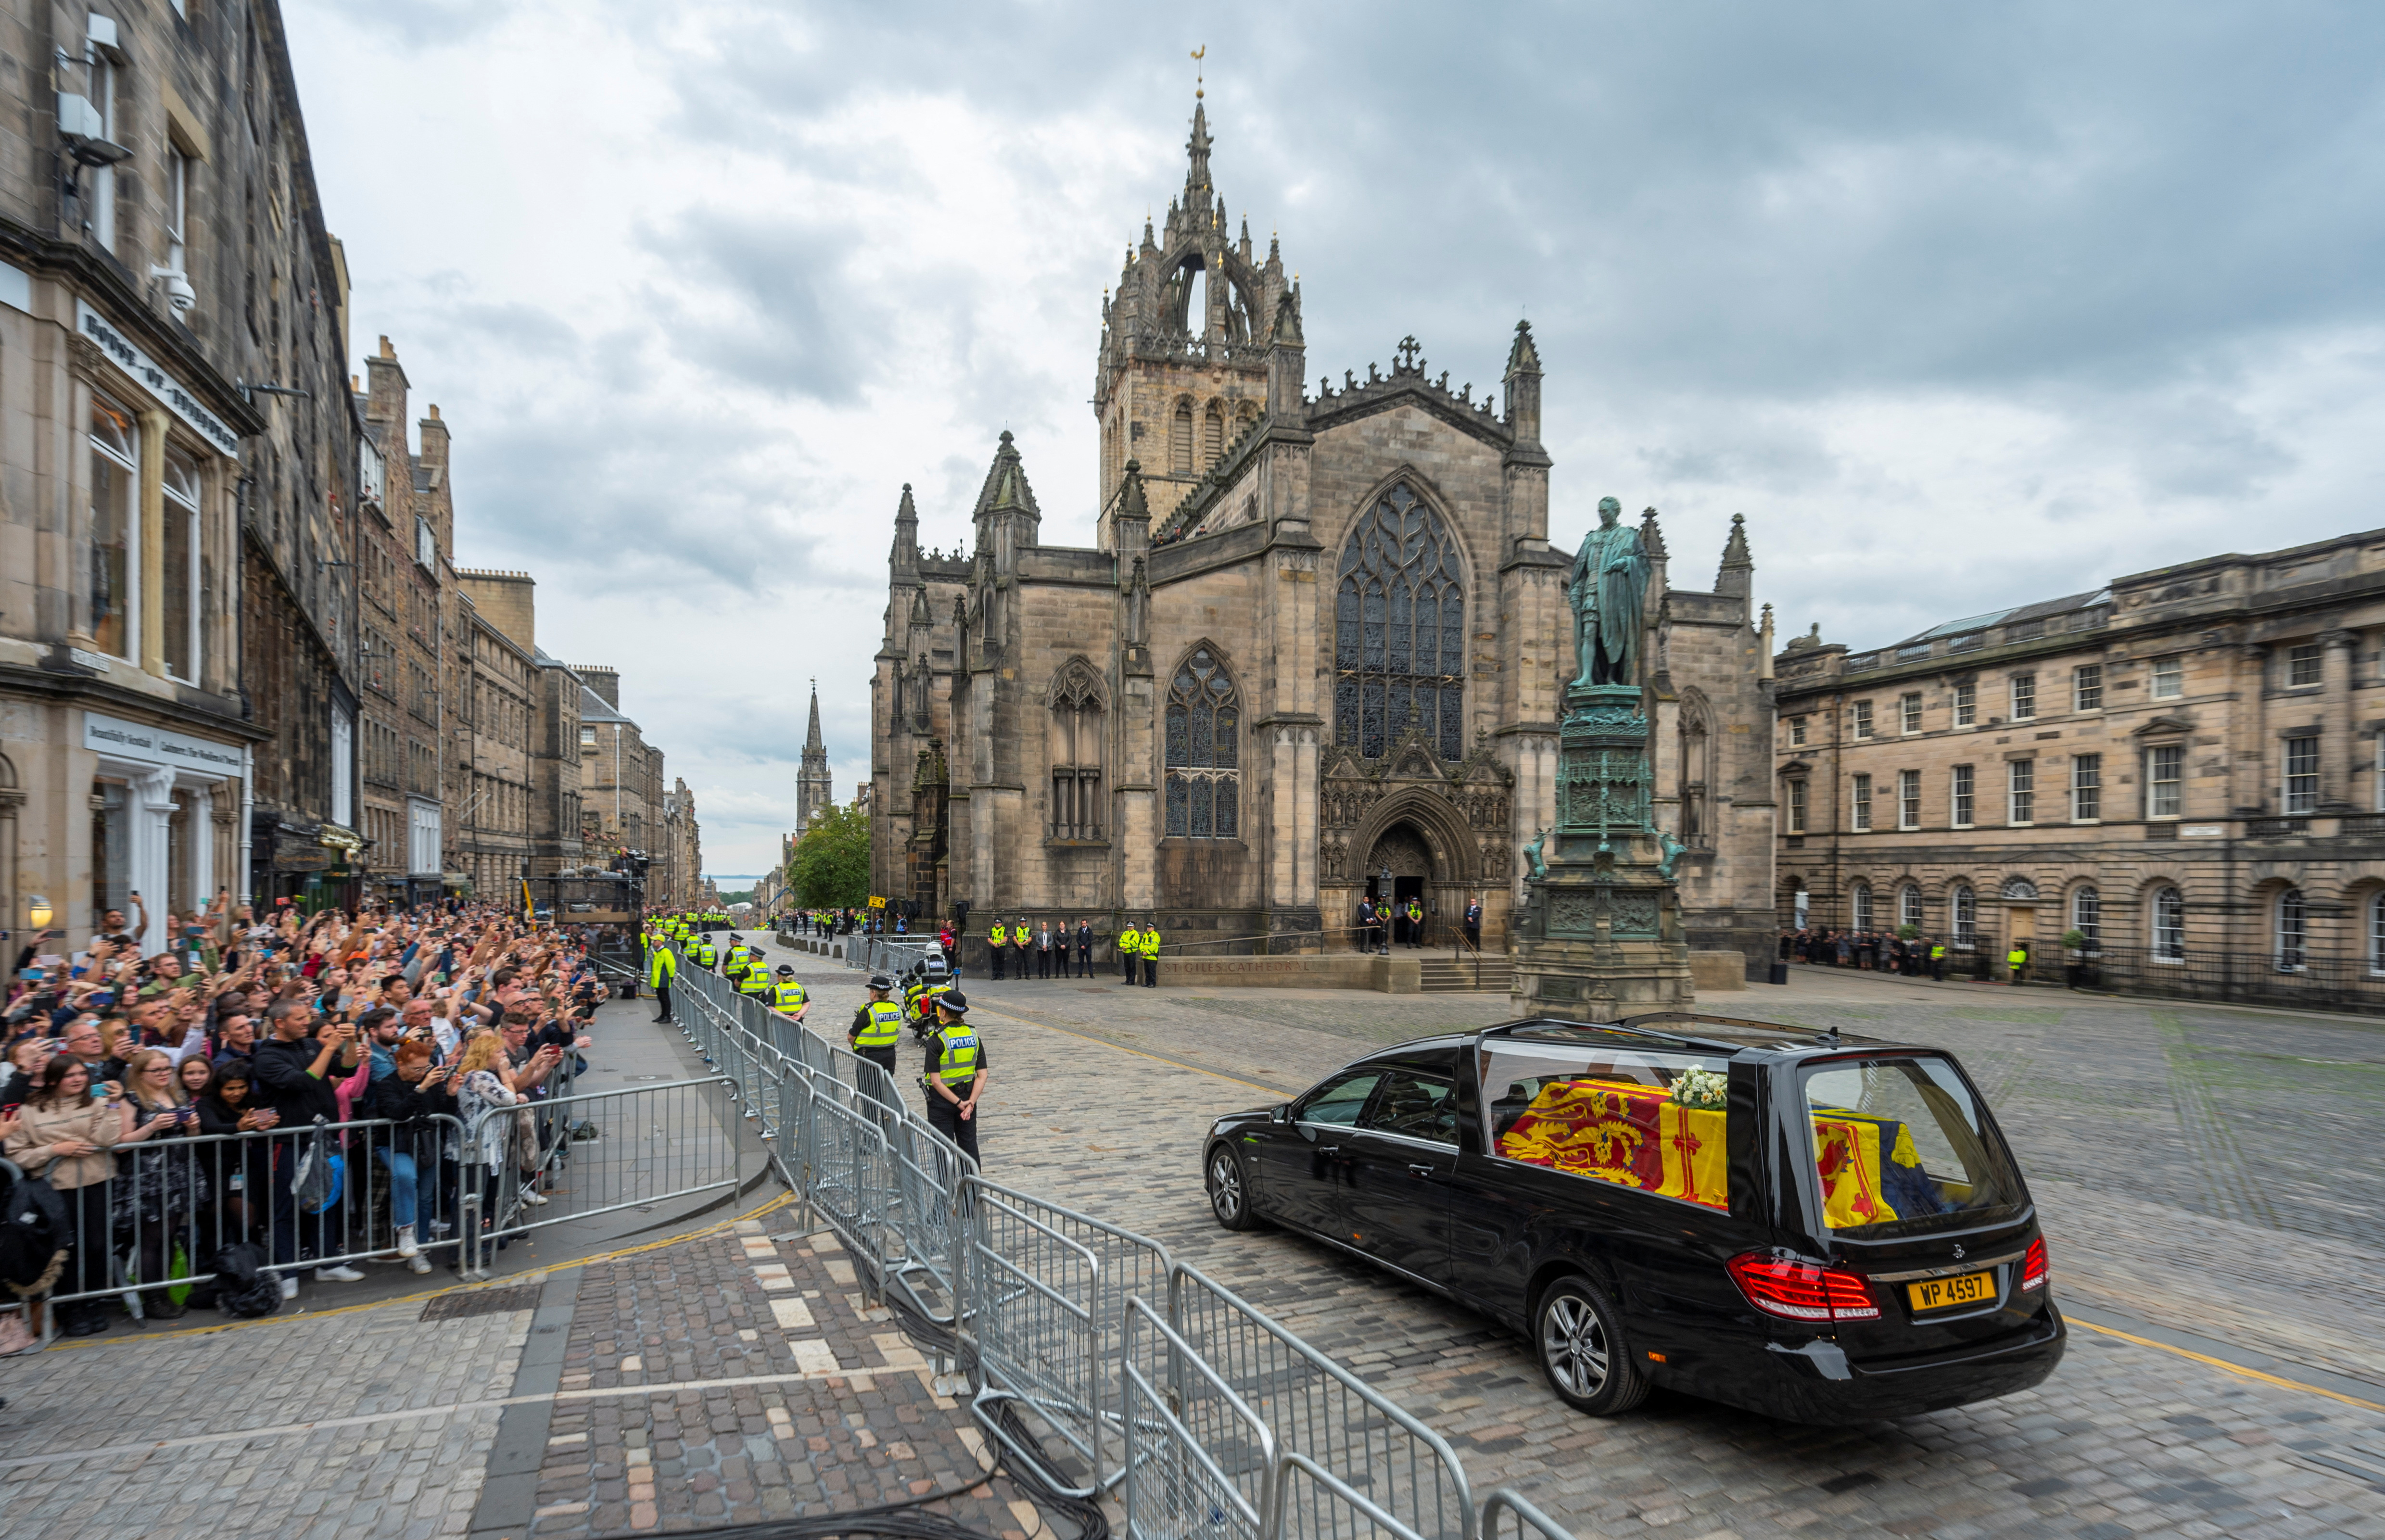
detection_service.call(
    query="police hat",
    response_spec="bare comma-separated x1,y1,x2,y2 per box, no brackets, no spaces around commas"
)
867,973,895,991
776,964,796,976
937,991,969,1017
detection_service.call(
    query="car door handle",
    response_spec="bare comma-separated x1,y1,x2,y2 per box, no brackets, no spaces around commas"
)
1407,1163,1438,1179
1315,1145,1340,1158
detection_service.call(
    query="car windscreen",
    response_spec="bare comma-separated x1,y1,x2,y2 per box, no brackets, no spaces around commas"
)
1799,1055,2026,1236
1478,1040,1736,1212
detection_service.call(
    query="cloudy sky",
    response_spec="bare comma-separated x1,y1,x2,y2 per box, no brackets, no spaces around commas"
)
283,0,2385,873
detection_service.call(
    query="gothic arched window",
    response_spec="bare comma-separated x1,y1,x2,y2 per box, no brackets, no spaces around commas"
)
1164,647,1240,838
1334,483,1465,761
1202,401,1225,468
1050,665,1104,841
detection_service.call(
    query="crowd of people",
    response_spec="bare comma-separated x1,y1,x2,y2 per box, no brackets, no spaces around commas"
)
1780,927,1970,978
0,898,610,1343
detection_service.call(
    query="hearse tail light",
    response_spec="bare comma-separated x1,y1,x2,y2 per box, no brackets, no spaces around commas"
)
2020,1237,2049,1293
1727,1252,1881,1323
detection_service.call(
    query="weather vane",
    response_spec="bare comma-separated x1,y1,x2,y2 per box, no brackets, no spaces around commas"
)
1192,44,1205,99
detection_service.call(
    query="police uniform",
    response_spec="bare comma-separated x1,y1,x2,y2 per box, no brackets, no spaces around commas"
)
989,921,1008,981
736,957,771,998
849,974,904,1077
647,935,679,1023
1140,921,1161,988
1117,923,1140,983
922,992,988,1164
693,936,718,971
770,968,809,1020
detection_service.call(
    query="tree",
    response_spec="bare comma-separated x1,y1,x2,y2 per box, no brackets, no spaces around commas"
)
789,798,871,909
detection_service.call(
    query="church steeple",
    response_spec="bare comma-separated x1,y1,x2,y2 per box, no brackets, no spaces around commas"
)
796,680,833,834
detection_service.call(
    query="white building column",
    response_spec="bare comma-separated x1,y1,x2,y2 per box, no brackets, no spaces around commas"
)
131,765,177,951
184,781,216,908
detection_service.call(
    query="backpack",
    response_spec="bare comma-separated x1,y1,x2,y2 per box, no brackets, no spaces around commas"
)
207,1241,282,1319
0,1161,70,1292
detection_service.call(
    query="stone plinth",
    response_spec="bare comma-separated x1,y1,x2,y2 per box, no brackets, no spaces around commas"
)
1510,683,1695,1022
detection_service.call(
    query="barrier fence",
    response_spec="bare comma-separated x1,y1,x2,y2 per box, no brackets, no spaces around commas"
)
13,1067,749,1326
668,959,1562,1540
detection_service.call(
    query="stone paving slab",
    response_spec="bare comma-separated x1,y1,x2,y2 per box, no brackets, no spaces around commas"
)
521,1221,1043,1539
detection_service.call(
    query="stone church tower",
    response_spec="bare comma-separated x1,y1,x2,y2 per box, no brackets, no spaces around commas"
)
869,99,1776,970
795,682,832,835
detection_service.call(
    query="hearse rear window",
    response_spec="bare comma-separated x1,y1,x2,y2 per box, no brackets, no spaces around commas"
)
1480,1040,1735,1211
1799,1056,2024,1235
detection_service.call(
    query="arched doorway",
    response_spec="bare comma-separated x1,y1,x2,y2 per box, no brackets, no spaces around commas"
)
1365,822,1435,940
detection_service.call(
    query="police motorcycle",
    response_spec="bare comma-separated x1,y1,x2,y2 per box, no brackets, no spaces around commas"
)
901,957,952,1046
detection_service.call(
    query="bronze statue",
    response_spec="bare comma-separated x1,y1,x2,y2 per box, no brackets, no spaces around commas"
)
1568,496,1650,688
1522,827,1548,882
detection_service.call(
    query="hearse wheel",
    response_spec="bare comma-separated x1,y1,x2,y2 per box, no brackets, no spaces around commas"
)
1535,1274,1649,1415
1206,1144,1258,1231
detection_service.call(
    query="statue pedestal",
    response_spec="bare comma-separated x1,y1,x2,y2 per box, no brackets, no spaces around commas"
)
1510,684,1695,1023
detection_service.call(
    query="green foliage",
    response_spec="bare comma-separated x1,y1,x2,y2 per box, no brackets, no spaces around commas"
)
790,799,871,909
717,889,754,906
2061,929,2090,951
1896,923,1921,941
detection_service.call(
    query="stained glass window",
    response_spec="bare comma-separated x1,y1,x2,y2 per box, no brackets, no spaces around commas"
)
1164,646,1240,838
1334,483,1466,760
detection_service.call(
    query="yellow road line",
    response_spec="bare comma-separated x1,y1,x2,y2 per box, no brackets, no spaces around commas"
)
38,1191,797,1351
968,1002,1291,1096
2069,1316,2385,1412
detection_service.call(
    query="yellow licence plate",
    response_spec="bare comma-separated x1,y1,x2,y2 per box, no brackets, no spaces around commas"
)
1906,1271,1995,1312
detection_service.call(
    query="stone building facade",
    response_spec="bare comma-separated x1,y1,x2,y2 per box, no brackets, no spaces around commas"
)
355,338,455,905
1772,525,2385,994
869,101,1776,968
0,0,360,945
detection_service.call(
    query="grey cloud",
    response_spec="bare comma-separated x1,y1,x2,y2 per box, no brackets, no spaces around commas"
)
636,211,883,404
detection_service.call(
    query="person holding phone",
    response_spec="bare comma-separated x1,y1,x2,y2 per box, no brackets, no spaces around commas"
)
3,1058,124,1335
115,1048,202,1318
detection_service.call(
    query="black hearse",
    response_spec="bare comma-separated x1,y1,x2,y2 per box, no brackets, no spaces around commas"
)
1201,1014,2065,1423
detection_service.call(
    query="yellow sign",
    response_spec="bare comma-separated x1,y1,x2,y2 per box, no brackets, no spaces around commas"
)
867,896,888,909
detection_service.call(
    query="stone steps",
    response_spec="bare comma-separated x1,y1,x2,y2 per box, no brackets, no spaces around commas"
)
1419,957,1512,992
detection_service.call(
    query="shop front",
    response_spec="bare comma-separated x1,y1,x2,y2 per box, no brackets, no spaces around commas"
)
81,709,248,952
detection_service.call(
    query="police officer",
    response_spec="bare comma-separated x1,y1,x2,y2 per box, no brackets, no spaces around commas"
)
1140,917,1161,988
647,929,680,1023
988,919,1008,981
771,964,809,1022
922,990,989,1165
1013,919,1032,979
692,933,718,972
1116,920,1140,983
1405,898,1425,949
723,936,751,988
2006,940,2029,984
849,974,904,1077
1928,936,1948,982
736,951,772,999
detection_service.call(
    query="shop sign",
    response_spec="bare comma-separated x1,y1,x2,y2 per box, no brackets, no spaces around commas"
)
75,300,243,458
83,708,243,776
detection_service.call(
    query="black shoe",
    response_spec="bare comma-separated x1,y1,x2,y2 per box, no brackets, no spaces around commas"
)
65,1314,109,1338
147,1298,187,1320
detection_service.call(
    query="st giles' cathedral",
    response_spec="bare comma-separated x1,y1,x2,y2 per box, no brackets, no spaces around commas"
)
869,98,1777,970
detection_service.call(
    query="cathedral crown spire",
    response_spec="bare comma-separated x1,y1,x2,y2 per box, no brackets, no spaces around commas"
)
1186,95,1213,195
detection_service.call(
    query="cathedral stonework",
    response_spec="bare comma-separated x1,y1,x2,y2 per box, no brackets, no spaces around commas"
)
869,101,1777,971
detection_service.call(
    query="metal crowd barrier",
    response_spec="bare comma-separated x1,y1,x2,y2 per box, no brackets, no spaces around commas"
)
662,937,1569,1540
23,1111,466,1323
457,1073,744,1280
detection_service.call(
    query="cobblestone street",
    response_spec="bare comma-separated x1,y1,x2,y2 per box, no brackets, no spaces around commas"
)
765,940,2385,1539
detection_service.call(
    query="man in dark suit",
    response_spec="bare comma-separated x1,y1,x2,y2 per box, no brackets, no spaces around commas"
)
1074,919,1092,978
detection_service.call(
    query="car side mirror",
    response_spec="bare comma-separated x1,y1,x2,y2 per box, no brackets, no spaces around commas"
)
1272,1103,1292,1123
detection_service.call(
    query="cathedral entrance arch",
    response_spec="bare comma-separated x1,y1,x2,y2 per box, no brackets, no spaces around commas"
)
1363,822,1434,914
